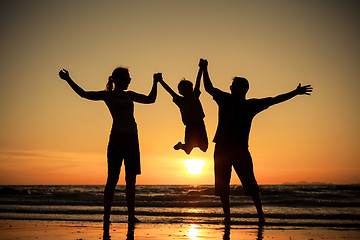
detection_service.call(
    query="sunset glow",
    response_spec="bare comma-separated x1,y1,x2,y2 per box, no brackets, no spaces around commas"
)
0,1,359,185
184,159,205,175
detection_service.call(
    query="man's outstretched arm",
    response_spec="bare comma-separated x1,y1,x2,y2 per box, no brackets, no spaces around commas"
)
270,84,313,106
200,59,215,95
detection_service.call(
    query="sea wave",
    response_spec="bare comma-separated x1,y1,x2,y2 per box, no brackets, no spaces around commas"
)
1,185,359,228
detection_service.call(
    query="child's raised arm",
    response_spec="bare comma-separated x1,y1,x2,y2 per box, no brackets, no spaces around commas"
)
194,60,203,94
158,75,180,99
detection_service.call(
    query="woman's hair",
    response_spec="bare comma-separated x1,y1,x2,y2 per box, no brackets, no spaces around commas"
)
106,67,130,91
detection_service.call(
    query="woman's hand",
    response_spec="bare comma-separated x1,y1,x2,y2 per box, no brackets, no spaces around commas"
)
59,69,71,81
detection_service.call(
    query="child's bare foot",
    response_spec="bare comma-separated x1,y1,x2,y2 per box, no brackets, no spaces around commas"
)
173,142,183,150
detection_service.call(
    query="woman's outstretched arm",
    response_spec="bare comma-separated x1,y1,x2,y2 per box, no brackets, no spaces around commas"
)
129,73,160,104
59,69,107,101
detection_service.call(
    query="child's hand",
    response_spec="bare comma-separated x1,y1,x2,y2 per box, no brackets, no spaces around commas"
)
59,69,71,81
199,59,208,69
295,83,313,95
153,73,162,83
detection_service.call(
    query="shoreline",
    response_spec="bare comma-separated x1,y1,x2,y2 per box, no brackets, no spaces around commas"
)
1,219,359,240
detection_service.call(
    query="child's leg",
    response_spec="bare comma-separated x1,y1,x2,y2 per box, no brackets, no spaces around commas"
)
183,121,208,153
197,121,208,152
173,125,194,154
173,141,193,154
182,125,194,154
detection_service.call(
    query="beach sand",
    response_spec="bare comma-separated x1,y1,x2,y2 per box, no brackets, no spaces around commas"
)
1,220,359,240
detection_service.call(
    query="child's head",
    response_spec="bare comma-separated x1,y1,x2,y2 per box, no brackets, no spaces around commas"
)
230,77,249,97
178,79,193,96
106,67,131,91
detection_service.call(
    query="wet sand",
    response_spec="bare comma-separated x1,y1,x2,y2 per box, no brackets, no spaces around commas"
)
0,220,359,240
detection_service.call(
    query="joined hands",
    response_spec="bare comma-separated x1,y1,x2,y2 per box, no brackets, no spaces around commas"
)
199,58,208,69
153,73,163,83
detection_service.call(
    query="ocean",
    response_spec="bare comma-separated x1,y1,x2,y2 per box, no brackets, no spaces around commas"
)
0,185,359,228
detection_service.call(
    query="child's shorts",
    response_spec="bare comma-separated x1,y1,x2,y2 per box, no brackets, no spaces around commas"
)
185,120,208,152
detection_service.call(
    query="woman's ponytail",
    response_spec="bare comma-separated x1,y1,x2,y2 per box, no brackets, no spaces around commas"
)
106,76,114,91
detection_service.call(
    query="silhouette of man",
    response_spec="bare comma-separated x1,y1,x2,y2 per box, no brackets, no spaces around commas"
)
200,59,312,224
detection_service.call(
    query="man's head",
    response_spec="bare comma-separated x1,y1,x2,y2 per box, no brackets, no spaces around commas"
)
230,77,249,97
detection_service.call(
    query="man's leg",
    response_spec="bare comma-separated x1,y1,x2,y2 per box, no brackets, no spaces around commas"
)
220,193,231,223
251,192,265,224
233,149,265,225
214,143,232,223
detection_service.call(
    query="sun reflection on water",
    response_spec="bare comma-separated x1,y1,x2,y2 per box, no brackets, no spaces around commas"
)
187,224,200,239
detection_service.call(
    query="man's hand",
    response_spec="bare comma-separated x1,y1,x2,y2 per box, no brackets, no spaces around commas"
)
59,69,71,81
295,83,313,95
153,73,162,83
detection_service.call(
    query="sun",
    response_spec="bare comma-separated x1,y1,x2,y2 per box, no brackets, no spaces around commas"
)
183,159,205,175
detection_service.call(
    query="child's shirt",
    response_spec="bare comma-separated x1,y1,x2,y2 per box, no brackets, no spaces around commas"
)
173,89,205,125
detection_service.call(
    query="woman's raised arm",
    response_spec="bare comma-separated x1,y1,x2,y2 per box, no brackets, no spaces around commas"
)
59,69,107,101
128,73,160,104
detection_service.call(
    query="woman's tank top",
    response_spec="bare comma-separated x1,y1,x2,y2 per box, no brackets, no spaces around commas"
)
105,92,137,134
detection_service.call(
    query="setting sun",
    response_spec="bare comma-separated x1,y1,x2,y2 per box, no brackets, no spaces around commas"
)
184,159,205,175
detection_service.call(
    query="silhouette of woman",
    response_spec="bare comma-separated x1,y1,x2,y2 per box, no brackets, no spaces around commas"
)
59,67,160,224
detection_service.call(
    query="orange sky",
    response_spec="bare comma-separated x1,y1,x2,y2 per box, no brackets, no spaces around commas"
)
0,1,359,185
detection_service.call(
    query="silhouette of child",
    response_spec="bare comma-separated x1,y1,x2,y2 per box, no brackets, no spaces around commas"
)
158,61,208,154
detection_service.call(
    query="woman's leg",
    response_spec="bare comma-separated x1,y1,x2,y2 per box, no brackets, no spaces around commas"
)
104,173,119,221
125,173,140,223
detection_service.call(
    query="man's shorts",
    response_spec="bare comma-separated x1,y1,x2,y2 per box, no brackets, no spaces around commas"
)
214,143,259,196
107,132,141,176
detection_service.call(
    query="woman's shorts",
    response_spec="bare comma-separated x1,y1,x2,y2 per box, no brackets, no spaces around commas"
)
107,132,141,176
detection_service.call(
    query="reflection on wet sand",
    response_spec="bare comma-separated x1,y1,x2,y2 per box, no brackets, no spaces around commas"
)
103,222,135,240
188,224,201,239
223,224,264,240
103,221,264,240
